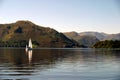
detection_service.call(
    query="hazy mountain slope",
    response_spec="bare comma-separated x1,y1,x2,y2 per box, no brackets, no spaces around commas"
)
64,31,120,47
63,31,78,39
64,32,99,47
0,20,80,48
77,35,99,47
103,33,120,40
79,32,108,40
79,32,120,41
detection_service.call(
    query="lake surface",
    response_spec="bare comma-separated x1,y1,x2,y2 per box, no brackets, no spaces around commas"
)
0,48,120,80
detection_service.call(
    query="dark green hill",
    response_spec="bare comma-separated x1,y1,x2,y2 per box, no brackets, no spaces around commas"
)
0,20,80,48
92,40,120,48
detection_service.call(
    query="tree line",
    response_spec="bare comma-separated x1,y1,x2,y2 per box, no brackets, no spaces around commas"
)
0,40,39,47
93,40,120,48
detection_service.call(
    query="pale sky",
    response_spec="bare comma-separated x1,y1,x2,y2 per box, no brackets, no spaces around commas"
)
0,0,120,34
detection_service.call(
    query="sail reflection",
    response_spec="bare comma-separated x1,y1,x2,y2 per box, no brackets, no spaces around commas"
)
27,50,32,64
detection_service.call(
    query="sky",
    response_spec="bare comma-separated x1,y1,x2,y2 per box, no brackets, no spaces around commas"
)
0,0,120,34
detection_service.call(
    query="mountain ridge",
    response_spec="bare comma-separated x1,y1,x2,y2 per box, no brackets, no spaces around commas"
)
0,20,81,48
64,31,120,40
64,31,120,47
0,20,119,48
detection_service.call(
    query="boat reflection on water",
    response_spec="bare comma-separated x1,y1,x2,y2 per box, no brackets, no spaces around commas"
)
28,50,32,64
26,50,32,64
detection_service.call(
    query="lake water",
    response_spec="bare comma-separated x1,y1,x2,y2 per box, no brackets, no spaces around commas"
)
0,48,120,80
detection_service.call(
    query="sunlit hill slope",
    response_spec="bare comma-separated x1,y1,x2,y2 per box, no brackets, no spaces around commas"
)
0,20,80,48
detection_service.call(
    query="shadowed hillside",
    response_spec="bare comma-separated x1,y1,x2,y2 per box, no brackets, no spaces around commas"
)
0,20,81,48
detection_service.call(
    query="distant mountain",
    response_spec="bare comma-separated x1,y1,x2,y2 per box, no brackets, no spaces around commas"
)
78,32,108,40
103,33,120,40
64,32,99,47
0,20,81,48
78,32,120,41
64,31,120,47
76,35,99,47
63,31,78,39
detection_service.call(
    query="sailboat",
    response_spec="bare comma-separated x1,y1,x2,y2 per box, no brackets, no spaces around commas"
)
26,38,32,52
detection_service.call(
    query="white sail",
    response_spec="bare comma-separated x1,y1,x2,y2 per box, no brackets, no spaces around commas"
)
25,38,32,52
28,38,32,48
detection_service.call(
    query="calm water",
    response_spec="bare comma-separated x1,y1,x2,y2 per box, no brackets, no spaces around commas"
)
0,48,120,80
